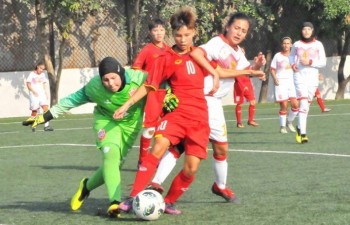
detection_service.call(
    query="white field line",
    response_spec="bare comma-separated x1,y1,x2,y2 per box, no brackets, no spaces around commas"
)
0,127,91,134
1,143,350,158
1,102,349,125
226,112,350,122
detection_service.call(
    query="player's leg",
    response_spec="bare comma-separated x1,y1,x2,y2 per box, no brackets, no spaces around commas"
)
245,84,258,126
247,99,259,126
234,84,245,128
297,97,310,143
315,88,331,112
287,98,298,133
211,142,239,203
40,105,54,131
206,96,238,202
279,101,288,133
275,83,288,133
286,82,298,132
139,90,166,165
163,119,209,215
163,154,200,215
22,95,39,126
101,143,123,218
150,144,183,193
119,135,170,213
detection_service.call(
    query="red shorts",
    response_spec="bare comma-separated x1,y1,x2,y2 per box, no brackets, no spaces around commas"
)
154,113,209,159
233,81,255,104
143,89,166,128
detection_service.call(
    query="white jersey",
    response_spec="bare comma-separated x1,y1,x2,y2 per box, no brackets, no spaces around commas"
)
26,71,49,110
26,71,48,96
271,52,294,80
271,52,296,101
289,39,326,87
201,35,250,98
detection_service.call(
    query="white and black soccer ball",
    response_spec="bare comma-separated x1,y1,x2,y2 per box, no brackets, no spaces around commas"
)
132,190,165,221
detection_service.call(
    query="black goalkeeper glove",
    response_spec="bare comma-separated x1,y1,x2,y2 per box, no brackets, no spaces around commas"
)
163,89,179,113
31,110,54,129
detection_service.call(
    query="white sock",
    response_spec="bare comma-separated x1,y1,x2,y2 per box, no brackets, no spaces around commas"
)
44,122,49,127
213,157,228,189
298,99,309,134
280,114,287,127
151,150,177,185
287,108,298,123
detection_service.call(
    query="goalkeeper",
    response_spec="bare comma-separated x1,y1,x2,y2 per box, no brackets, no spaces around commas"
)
31,57,148,218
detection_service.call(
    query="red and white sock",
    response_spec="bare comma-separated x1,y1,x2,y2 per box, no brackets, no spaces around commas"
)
213,153,227,189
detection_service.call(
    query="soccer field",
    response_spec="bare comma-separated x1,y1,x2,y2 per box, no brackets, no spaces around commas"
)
1,100,350,225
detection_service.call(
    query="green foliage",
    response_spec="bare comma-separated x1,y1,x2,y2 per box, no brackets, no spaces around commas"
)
322,0,350,19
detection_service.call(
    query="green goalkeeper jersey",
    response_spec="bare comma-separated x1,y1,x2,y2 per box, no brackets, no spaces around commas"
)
50,68,147,124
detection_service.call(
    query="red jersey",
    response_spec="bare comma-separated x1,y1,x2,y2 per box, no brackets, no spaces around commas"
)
145,47,209,122
132,43,170,72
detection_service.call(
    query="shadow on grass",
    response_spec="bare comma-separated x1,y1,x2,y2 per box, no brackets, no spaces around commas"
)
32,165,99,171
33,165,138,173
0,198,141,222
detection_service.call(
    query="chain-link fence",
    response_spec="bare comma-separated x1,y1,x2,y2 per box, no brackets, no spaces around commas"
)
0,1,341,72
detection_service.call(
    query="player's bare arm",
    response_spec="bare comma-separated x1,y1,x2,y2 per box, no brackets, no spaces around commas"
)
190,48,220,94
251,52,266,70
270,69,279,85
218,66,265,80
113,84,150,119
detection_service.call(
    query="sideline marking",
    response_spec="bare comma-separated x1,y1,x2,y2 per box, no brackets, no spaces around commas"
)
1,143,350,158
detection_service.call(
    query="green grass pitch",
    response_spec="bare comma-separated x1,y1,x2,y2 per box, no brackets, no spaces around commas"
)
0,100,350,225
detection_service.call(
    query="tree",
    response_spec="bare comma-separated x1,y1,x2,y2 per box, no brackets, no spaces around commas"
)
321,0,350,99
30,0,115,105
233,0,350,101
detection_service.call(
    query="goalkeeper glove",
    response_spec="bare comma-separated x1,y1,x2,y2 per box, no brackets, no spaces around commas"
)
163,89,179,113
31,110,54,129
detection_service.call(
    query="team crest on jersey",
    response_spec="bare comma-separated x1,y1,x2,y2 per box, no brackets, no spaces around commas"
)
129,88,136,97
174,59,182,64
97,129,106,140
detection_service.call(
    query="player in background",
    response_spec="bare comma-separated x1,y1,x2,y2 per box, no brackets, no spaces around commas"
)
289,22,326,144
233,47,266,128
113,7,219,215
270,37,299,134
314,74,331,112
132,18,172,166
30,57,147,218
149,12,266,203
22,62,53,131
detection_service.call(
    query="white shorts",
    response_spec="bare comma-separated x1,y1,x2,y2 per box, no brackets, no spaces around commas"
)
205,96,227,143
29,93,49,110
294,83,317,102
274,78,296,102
294,69,318,102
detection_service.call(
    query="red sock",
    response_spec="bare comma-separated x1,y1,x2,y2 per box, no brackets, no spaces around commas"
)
139,135,152,163
235,105,242,124
164,170,194,203
248,104,255,122
316,97,325,111
130,154,160,197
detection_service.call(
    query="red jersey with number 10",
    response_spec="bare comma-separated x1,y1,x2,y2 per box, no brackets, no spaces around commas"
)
145,47,209,122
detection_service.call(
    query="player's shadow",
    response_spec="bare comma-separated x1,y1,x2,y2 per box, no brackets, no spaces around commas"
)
0,199,140,222
34,165,138,173
33,165,99,171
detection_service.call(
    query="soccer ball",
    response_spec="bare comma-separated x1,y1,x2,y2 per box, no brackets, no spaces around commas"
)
132,190,165,221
